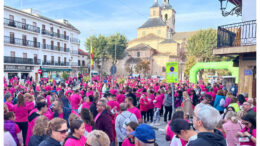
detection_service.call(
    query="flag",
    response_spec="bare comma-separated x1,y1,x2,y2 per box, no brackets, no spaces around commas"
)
90,45,93,69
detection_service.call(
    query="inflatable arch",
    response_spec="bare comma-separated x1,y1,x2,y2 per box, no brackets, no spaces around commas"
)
189,61,239,83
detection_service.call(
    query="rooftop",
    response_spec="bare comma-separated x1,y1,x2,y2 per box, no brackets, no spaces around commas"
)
139,18,166,29
78,48,88,56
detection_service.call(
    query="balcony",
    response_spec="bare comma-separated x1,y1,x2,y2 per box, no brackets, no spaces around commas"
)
41,29,69,40
70,37,80,44
42,61,69,66
4,18,40,33
4,56,41,65
214,20,256,55
42,44,69,52
71,50,79,55
4,36,40,48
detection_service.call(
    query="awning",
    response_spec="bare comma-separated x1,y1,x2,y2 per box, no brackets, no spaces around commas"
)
41,68,72,72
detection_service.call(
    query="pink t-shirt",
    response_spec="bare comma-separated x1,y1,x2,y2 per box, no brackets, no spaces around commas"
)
154,95,163,109
85,124,93,133
122,138,135,146
82,102,93,109
239,128,256,146
223,120,242,146
70,94,82,110
117,94,125,104
107,100,120,112
127,107,141,120
64,136,87,146
139,97,148,111
13,102,34,122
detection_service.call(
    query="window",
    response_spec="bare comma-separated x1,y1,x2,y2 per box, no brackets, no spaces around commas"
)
57,42,60,50
64,31,66,39
9,15,14,26
51,41,54,50
10,51,15,57
33,22,37,32
82,61,85,66
64,57,66,64
22,35,27,46
137,52,140,57
10,32,14,44
42,39,46,48
165,14,168,21
22,19,26,29
57,29,60,37
42,24,45,30
78,60,81,66
23,53,27,58
58,57,61,64
51,56,54,64
162,67,166,72
34,54,37,63
44,55,47,62
64,43,66,52
50,27,53,33
33,37,37,47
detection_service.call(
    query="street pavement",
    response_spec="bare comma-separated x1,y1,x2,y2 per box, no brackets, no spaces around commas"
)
147,117,171,146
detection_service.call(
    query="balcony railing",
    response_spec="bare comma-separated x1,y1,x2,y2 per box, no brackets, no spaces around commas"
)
70,37,80,44
42,61,69,66
217,20,256,48
4,18,40,33
71,50,79,54
41,29,69,40
4,56,41,65
42,44,69,52
4,36,40,48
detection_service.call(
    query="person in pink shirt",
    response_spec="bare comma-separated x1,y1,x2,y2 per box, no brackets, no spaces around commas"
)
237,114,256,146
70,90,82,113
86,88,94,98
125,96,142,123
153,92,163,125
13,93,34,145
25,101,48,146
139,94,148,123
4,93,14,112
65,90,73,102
122,121,139,146
107,94,120,114
81,95,93,110
80,108,94,133
116,90,125,104
223,111,242,146
146,90,155,123
64,119,86,146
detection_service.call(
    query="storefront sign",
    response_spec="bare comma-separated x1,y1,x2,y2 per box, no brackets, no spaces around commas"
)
4,65,33,71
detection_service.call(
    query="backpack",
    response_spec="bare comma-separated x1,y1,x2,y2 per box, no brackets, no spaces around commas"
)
120,113,133,136
219,98,225,107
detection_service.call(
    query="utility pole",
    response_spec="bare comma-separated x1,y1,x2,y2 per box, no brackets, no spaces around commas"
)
89,28,93,84
112,39,116,88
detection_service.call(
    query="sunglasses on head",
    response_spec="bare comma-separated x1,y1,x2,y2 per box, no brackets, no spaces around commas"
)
56,129,68,134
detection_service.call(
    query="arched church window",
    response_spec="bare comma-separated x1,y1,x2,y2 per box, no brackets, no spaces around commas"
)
165,14,168,21
137,52,140,57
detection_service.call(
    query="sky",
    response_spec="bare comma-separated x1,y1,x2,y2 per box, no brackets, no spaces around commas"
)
4,0,242,51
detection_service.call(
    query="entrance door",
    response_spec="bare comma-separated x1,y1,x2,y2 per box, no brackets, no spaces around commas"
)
35,73,38,82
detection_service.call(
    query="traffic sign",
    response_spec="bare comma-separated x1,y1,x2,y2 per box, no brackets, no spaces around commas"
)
38,69,42,74
110,65,117,75
166,62,178,83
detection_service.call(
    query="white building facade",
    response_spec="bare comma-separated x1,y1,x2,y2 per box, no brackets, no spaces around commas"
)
4,6,89,81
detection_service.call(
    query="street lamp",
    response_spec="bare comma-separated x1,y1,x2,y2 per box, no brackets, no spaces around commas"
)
219,0,241,17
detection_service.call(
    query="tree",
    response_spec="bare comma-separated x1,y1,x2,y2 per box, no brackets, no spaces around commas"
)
85,35,108,71
135,59,150,77
187,29,217,62
106,33,127,63
184,55,197,77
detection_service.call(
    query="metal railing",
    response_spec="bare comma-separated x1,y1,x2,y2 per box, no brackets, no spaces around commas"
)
41,29,69,40
42,61,69,66
4,56,41,65
42,44,69,52
70,37,80,44
4,36,40,48
4,18,40,33
217,20,256,48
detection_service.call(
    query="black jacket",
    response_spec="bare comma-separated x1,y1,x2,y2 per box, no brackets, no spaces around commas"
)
39,136,61,146
188,129,227,146
53,107,71,127
126,93,137,106
90,103,98,118
28,135,47,146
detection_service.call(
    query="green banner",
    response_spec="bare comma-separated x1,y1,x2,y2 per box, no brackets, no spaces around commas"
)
166,62,178,83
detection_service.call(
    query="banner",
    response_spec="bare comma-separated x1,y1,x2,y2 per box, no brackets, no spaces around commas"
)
166,62,178,83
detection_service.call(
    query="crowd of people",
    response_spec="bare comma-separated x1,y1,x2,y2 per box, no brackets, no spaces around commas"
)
3,75,256,146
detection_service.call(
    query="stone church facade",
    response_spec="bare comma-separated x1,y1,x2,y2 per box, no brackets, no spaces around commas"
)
108,0,197,80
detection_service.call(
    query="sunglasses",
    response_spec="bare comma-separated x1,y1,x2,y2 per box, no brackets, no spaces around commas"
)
56,129,68,134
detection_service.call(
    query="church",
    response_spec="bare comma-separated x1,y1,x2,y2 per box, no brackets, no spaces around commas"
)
125,0,197,80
